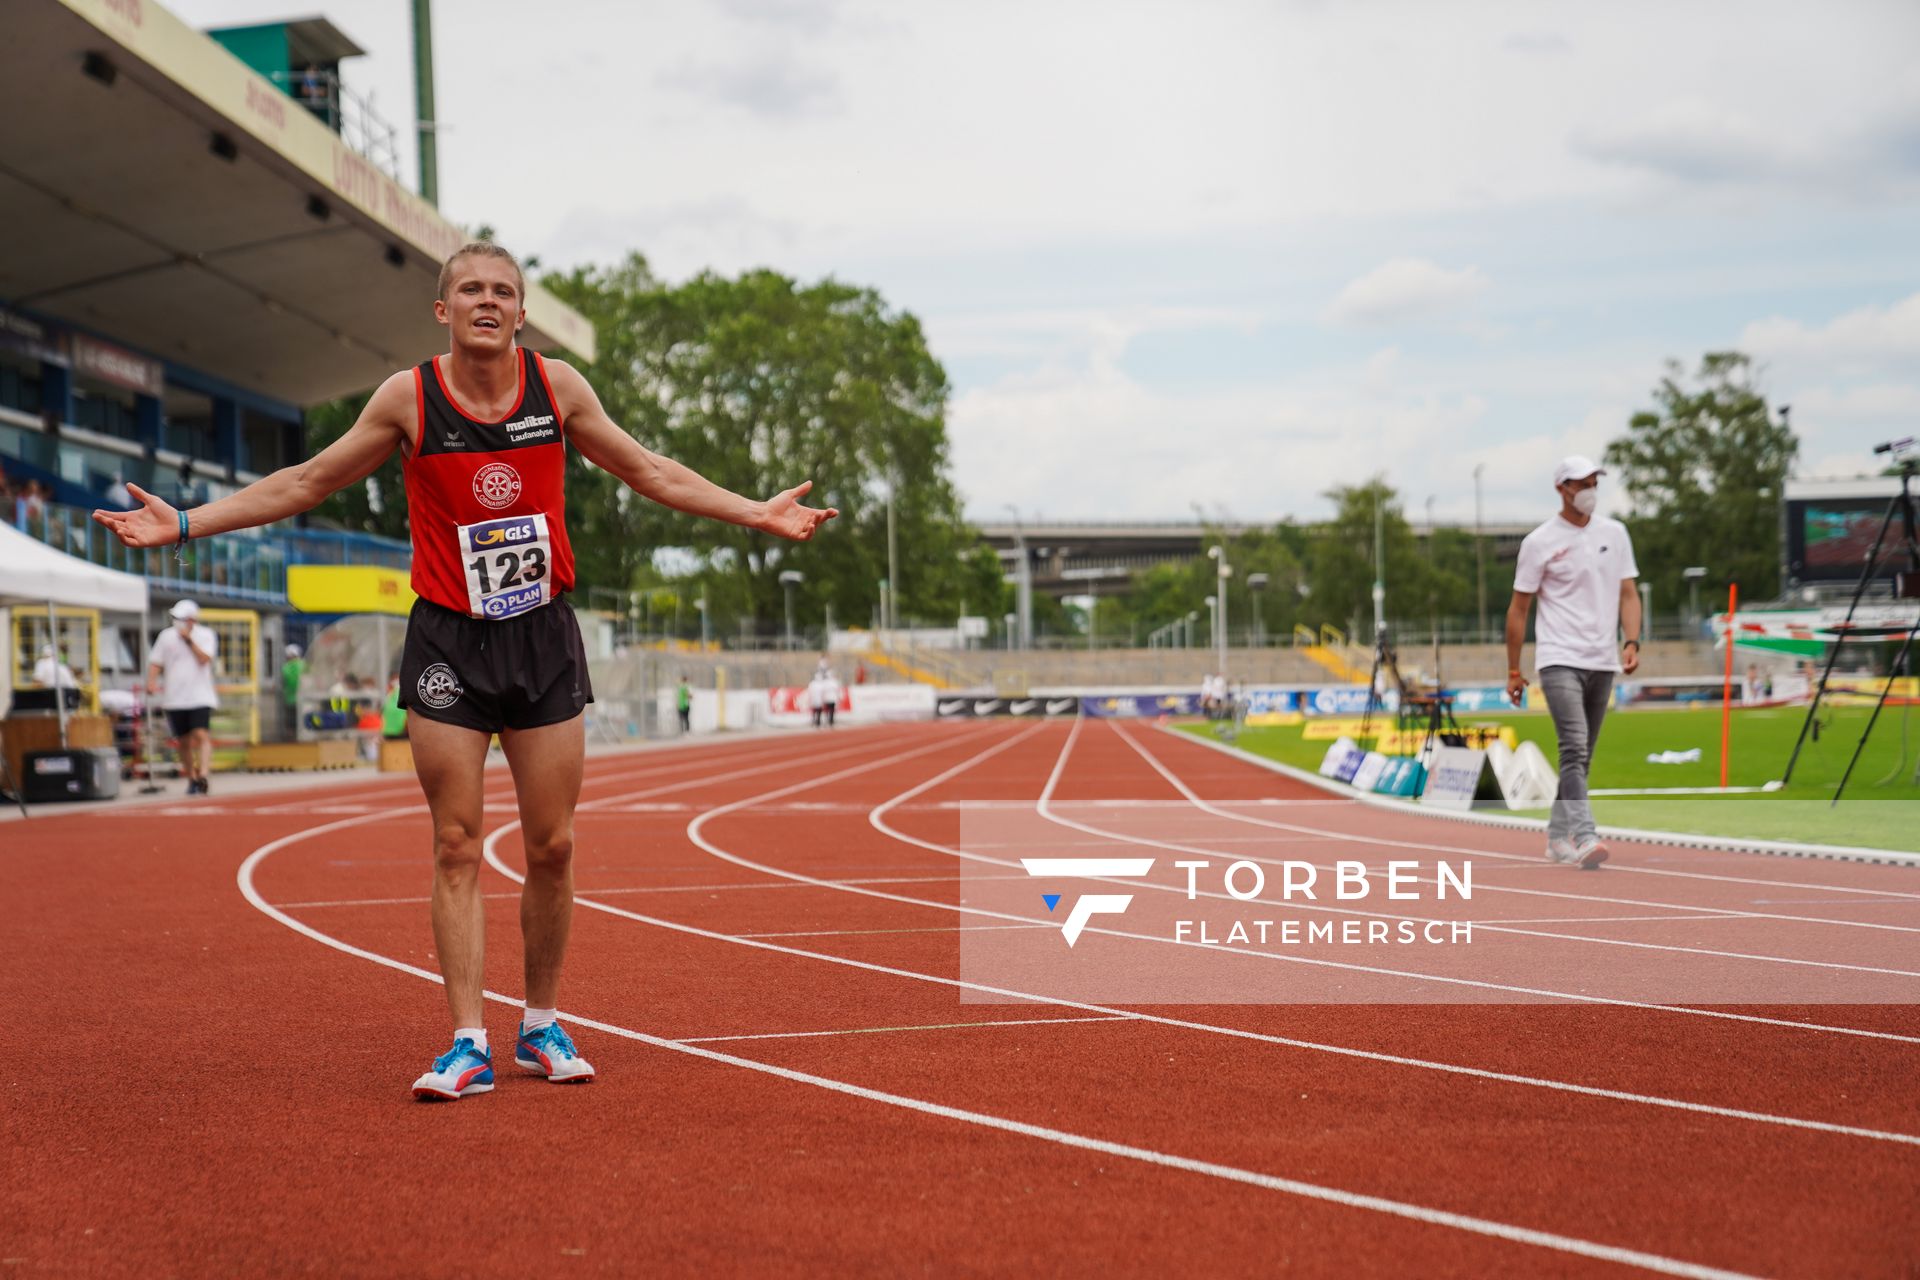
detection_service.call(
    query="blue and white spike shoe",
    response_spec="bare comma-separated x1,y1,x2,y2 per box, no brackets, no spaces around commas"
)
515,1021,594,1083
411,1036,495,1100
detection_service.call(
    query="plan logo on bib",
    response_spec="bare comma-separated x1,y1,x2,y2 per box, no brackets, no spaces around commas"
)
1020,857,1155,946
472,462,522,510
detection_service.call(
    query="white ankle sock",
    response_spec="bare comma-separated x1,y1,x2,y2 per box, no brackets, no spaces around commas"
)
456,1026,488,1052
522,1007,557,1033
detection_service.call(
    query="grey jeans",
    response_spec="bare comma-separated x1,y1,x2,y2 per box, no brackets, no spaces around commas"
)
1538,665,1615,843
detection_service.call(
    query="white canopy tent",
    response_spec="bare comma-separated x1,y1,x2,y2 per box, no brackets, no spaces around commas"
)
0,520,150,802
0,520,150,613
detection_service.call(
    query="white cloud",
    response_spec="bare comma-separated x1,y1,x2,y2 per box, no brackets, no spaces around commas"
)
657,57,842,119
1742,292,1920,378
1325,259,1488,327
1572,101,1791,185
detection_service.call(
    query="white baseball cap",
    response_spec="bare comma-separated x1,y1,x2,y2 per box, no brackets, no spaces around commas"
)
285,643,303,658
170,599,200,620
1553,455,1605,487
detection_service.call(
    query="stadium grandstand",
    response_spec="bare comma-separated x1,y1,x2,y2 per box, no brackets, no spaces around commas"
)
0,0,592,746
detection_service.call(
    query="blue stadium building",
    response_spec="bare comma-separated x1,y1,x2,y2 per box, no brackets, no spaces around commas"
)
2,0,593,746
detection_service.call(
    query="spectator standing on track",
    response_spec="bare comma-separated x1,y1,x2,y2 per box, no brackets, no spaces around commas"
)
676,677,693,733
817,668,840,728
96,242,836,1101
1506,456,1640,870
148,599,219,796
281,643,306,738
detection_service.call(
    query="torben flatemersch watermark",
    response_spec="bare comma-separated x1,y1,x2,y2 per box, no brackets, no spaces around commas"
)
1021,856,1474,948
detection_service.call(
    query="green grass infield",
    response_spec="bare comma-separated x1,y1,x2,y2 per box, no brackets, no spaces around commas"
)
1182,703,1920,855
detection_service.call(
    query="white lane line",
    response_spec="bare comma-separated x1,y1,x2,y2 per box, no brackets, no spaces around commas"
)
674,1015,1132,1043
490,723,1920,1139
1047,723,1920,976
1112,719,1920,943
243,794,1757,1280
733,924,1050,939
1149,723,1920,897
834,718,1920,1030
1475,914,1754,926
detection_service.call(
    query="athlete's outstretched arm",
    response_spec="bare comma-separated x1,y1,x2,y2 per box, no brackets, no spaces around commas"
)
550,361,838,542
93,373,413,548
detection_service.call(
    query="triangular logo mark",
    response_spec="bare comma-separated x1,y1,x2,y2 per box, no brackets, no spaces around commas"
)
1042,894,1062,912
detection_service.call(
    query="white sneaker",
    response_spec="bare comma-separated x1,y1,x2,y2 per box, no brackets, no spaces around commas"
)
515,1021,594,1083
1573,836,1609,869
1545,838,1582,865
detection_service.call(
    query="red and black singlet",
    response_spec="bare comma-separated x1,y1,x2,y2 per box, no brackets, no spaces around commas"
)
403,346,576,618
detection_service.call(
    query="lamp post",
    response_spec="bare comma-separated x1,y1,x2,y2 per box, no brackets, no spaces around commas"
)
779,570,804,650
695,593,709,650
1186,610,1198,649
1684,566,1708,636
1207,544,1230,680
1003,503,1031,649
1004,611,1016,651
1246,572,1268,647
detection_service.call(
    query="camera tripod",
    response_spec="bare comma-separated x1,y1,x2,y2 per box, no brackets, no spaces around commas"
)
1781,448,1920,805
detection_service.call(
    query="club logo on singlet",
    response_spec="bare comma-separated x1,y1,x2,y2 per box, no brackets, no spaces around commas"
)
472,462,522,510
417,662,462,709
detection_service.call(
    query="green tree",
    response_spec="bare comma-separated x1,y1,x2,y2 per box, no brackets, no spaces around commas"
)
303,390,408,540
541,257,973,637
1604,352,1797,605
1300,478,1439,637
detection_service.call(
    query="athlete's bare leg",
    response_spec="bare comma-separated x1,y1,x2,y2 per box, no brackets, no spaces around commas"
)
411,714,493,1029
500,714,584,1011
192,727,212,781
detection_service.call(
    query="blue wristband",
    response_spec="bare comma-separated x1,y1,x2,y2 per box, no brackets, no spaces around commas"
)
176,509,190,545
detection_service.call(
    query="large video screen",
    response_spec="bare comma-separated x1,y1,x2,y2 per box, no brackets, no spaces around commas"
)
1784,497,1905,584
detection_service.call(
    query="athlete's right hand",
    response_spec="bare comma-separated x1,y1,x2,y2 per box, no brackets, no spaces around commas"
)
92,483,182,548
1506,671,1527,706
759,480,839,542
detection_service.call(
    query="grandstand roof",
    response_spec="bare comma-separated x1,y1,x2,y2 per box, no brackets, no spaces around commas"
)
1,0,595,407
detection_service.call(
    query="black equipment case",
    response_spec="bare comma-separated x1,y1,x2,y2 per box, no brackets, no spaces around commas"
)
21,748,122,802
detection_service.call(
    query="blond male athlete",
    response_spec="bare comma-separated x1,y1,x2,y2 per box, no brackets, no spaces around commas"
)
95,243,837,1099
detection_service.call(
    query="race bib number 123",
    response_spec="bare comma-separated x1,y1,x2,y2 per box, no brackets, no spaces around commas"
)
459,512,553,619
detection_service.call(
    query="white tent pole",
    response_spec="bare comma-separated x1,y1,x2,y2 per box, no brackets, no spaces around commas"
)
138,604,162,792
47,599,68,749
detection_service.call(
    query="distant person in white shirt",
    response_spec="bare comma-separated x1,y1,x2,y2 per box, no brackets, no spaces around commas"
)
809,670,841,728
149,599,220,795
33,644,79,691
1506,456,1641,870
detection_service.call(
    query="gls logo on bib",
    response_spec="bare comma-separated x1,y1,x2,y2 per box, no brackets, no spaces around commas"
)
464,516,539,552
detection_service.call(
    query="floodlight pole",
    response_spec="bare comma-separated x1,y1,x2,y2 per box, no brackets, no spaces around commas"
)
411,0,438,206
1474,463,1487,640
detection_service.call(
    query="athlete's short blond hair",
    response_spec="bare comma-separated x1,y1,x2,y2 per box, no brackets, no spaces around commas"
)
437,241,525,301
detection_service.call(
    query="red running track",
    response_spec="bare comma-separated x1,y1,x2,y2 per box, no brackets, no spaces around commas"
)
3,719,1917,1276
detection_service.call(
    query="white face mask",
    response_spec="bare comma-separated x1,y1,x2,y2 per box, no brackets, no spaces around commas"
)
1570,487,1599,516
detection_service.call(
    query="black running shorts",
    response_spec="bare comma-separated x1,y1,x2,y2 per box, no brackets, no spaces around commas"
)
397,596,592,734
165,706,212,737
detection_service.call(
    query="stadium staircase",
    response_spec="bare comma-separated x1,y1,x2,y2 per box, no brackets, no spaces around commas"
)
1293,625,1373,683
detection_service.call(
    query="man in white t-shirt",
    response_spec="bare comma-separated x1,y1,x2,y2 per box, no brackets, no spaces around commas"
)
149,599,220,795
33,645,79,690
1506,456,1641,869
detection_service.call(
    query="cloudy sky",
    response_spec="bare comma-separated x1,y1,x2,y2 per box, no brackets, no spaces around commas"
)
174,0,1920,526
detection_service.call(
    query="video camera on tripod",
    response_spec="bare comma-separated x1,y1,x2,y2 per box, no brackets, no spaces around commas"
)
1782,435,1920,801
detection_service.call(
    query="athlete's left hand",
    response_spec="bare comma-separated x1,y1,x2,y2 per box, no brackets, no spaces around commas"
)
761,481,839,541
